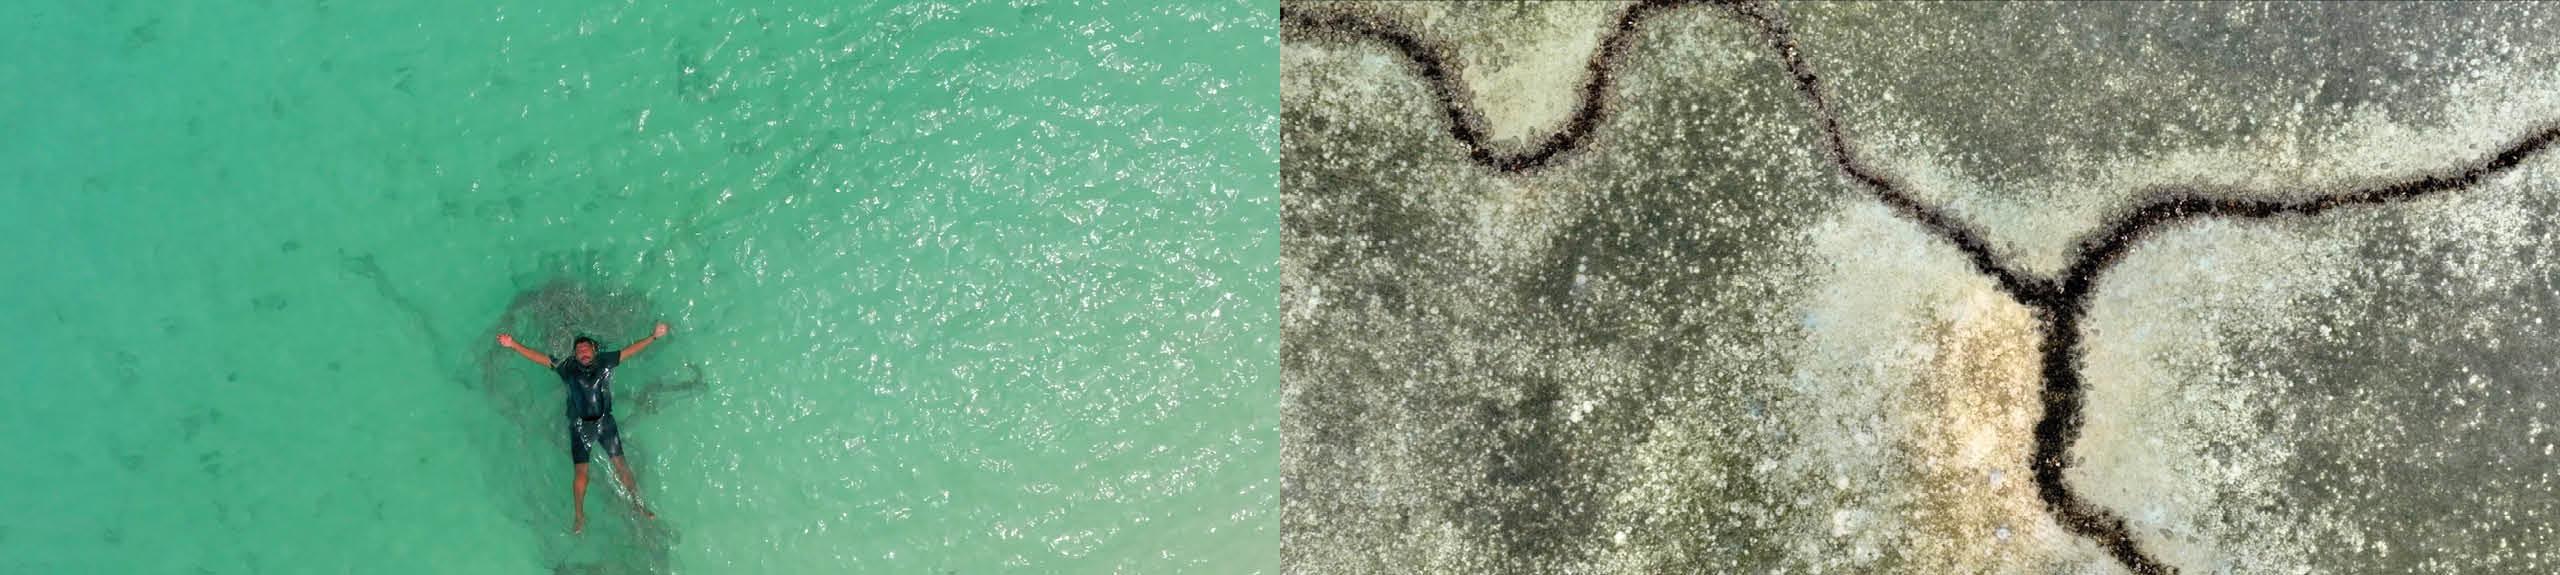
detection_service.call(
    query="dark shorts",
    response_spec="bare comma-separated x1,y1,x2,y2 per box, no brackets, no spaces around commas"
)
568,414,623,464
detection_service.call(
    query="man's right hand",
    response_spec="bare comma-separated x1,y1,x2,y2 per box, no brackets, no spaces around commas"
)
499,334,553,366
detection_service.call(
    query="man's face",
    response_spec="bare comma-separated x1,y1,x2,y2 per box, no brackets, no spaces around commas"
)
575,342,597,363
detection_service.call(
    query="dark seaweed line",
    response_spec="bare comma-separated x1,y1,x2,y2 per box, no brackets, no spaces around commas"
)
2032,124,2560,575
1280,0,2047,303
1284,1,2560,574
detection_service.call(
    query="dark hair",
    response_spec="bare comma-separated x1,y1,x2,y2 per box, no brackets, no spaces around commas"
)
574,335,598,348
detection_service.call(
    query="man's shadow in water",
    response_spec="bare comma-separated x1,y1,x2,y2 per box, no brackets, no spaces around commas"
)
480,273,711,575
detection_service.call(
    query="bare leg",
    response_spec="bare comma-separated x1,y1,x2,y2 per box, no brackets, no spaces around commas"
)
572,463,589,534
611,455,654,518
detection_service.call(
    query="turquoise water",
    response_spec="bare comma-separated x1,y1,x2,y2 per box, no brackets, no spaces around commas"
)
0,1,1276,573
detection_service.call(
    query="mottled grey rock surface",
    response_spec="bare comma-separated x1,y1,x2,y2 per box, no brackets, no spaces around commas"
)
1284,2,2560,573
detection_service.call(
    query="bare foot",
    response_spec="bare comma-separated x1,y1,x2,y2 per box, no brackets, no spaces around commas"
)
572,512,587,534
634,504,656,519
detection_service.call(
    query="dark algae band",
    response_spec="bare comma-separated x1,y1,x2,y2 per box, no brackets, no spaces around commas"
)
1279,2,1646,174
1285,1,2560,573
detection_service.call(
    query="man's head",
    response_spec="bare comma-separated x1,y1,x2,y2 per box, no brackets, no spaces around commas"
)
573,336,598,363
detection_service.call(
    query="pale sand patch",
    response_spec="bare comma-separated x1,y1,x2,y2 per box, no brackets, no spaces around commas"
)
1287,32,1611,273
2070,154,2558,572
2072,217,2355,573
1778,201,2105,570
1448,3,1624,150
1894,291,2071,574
1328,2,1634,151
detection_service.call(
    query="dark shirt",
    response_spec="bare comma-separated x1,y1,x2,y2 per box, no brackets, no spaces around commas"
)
554,350,622,419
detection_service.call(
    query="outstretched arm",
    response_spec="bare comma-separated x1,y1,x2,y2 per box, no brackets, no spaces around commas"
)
621,323,671,360
497,334,554,366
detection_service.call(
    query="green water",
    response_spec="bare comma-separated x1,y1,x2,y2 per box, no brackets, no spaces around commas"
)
0,0,1276,573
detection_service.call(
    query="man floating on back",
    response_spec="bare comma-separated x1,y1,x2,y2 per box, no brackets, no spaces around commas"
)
497,323,669,534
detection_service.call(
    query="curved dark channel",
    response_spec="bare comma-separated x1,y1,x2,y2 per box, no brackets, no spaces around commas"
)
1284,0,2560,573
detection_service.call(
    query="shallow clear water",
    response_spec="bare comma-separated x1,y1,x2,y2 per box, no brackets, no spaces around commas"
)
1,0,1276,573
